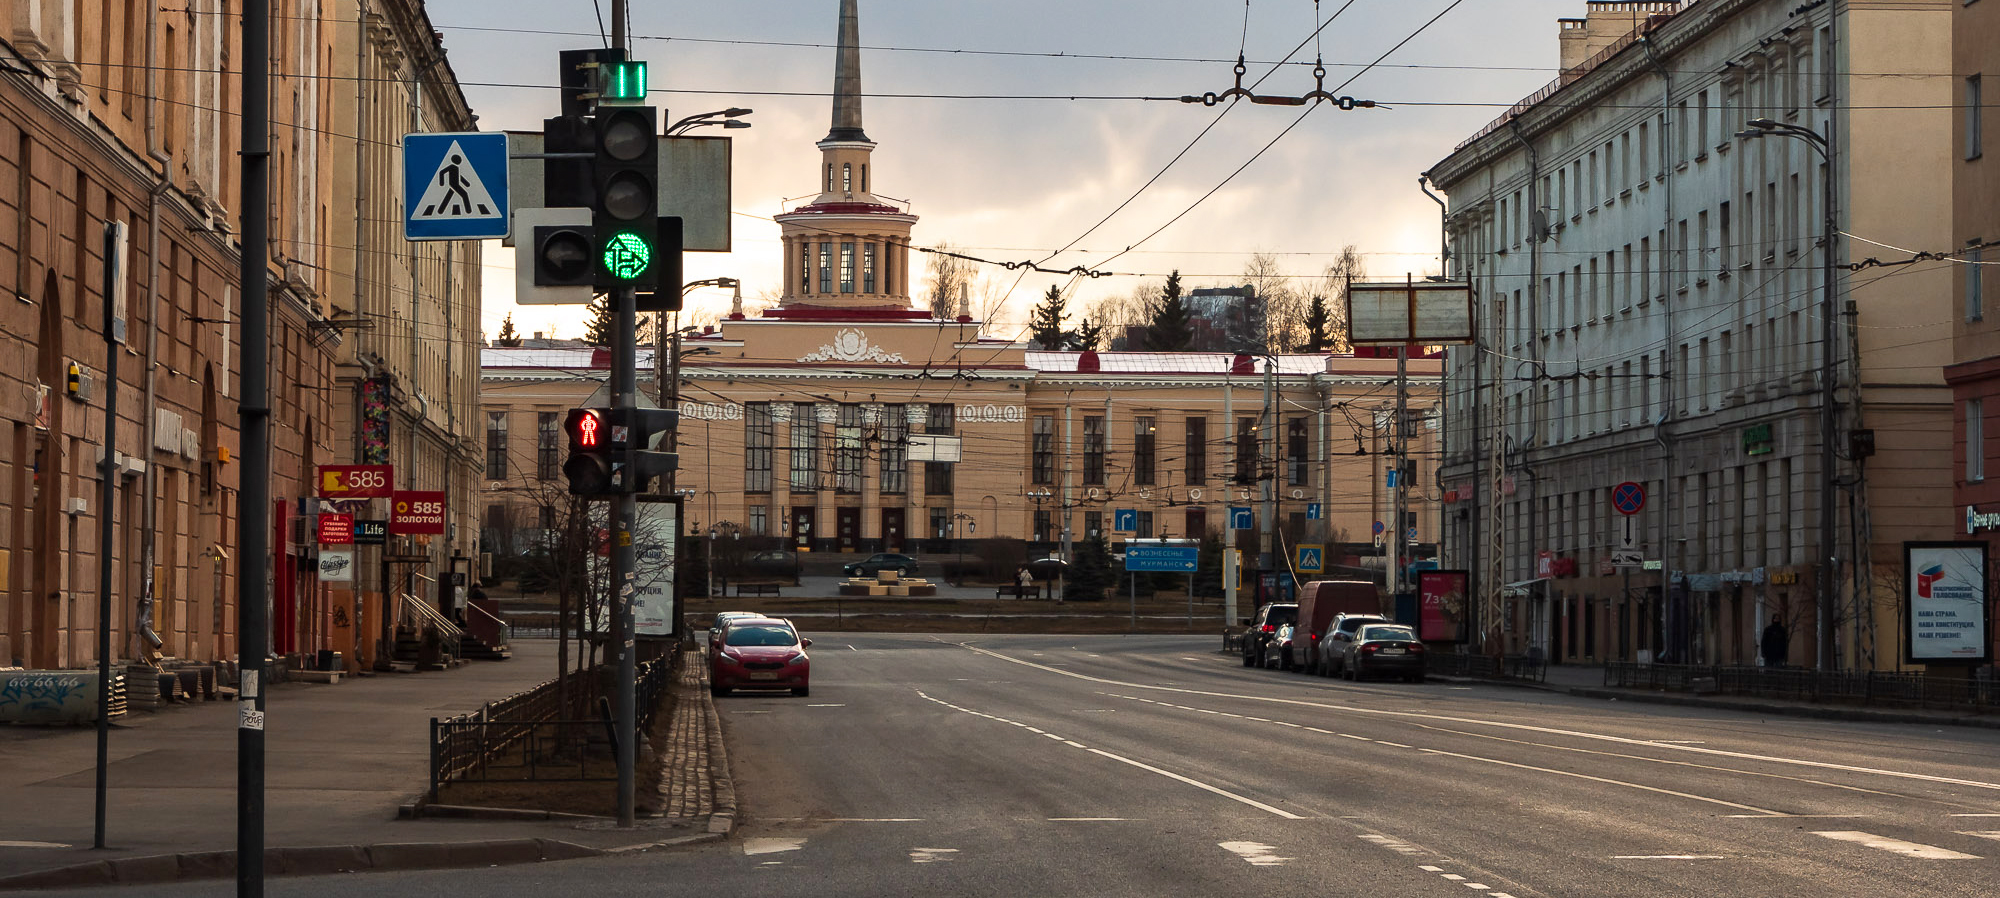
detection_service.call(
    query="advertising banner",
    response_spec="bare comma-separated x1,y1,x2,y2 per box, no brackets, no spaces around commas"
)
317,465,394,499
1905,542,1990,663
318,549,356,582
1417,570,1470,643
389,491,447,535
317,513,354,545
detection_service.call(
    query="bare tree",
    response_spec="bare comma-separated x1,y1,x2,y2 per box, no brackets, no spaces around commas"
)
1084,284,1156,350
1241,253,1295,354
1309,245,1365,354
922,242,978,319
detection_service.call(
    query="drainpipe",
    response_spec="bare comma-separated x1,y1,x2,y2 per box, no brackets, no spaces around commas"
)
135,0,173,656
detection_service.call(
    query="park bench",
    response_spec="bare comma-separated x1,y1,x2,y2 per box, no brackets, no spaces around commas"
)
735,581,783,597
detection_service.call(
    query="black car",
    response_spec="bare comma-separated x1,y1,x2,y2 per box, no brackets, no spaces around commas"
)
1240,602,1299,667
1339,623,1427,682
843,552,921,577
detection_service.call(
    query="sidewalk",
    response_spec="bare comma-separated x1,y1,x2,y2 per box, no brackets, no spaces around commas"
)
1450,662,2000,730
0,640,733,890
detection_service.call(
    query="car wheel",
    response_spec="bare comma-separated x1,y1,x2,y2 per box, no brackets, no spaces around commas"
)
792,686,810,697
1341,664,1354,681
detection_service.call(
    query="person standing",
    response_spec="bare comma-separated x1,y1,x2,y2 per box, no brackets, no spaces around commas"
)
1017,566,1036,600
1761,615,1789,668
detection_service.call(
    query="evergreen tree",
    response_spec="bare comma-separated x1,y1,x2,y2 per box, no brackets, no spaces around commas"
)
1065,533,1116,601
583,296,616,346
1075,317,1105,352
1028,285,1075,349
1298,294,1333,352
1143,271,1195,352
495,313,523,347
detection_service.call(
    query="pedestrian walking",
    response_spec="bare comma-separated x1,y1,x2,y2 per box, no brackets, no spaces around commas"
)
1761,615,1788,668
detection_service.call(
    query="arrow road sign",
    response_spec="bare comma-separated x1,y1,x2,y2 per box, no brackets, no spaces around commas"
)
1114,509,1137,532
1124,544,1199,572
403,132,510,240
1228,507,1255,530
1306,502,1322,520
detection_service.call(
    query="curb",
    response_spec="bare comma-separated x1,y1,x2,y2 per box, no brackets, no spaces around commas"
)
1563,686,2000,729
698,655,738,836
0,838,603,892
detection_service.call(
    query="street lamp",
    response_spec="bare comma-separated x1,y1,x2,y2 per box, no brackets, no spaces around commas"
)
1027,488,1054,543
1735,116,1838,671
667,108,753,136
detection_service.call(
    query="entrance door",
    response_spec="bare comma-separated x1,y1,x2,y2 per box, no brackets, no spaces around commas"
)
1184,508,1207,539
836,508,860,552
791,508,816,552
881,508,905,553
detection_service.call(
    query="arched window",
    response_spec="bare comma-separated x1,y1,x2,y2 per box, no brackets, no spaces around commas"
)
842,163,852,193
825,164,833,192
860,165,868,193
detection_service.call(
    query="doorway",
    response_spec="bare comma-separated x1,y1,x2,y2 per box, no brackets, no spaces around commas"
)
836,507,860,552
881,508,905,553
791,507,816,551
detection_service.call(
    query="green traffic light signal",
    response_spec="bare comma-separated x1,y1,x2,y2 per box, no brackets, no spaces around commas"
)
602,61,647,104
603,232,652,280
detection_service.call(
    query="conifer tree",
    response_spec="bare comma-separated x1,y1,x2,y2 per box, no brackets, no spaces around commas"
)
1143,270,1195,352
495,313,524,347
1028,285,1075,349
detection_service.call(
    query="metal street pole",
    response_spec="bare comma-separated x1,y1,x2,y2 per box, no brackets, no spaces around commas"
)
235,0,273,886
612,283,638,827
93,220,127,851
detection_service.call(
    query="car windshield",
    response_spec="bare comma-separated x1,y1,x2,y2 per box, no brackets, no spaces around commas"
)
725,625,799,647
1265,606,1298,626
1361,626,1415,641
1340,617,1385,632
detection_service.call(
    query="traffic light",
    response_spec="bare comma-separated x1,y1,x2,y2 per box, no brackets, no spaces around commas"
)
592,105,659,290
563,408,616,495
616,407,680,494
513,208,594,305
634,216,686,313
557,48,625,118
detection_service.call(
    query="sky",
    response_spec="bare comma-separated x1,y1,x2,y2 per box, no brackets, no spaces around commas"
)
425,0,1583,344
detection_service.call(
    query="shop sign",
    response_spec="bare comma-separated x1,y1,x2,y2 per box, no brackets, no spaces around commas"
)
317,513,354,545
389,491,446,535
1967,506,2000,534
318,549,356,582
318,465,394,499
1742,423,1774,457
1417,570,1469,643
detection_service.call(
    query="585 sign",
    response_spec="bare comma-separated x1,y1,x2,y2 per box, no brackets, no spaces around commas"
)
318,465,394,499
389,490,447,536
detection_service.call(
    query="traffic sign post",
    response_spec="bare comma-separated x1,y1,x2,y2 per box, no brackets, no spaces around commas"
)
403,132,510,240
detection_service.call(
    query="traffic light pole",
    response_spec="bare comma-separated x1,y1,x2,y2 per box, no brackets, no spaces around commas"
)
611,286,638,827
236,0,271,889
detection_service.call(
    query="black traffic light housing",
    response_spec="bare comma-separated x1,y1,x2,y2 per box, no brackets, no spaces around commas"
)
592,106,659,290
562,406,679,496
634,216,686,313
563,408,617,496
557,48,624,118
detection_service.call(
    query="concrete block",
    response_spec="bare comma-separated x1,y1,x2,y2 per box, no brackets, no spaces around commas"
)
876,569,898,584
867,585,889,596
107,854,180,885
445,839,545,868
277,845,369,876
888,585,909,597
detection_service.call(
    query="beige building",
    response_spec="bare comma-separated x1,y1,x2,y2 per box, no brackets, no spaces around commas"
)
1431,0,1957,669
1947,0,2000,663
480,0,1443,607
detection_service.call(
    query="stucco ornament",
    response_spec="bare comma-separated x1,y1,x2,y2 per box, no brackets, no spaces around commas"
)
798,328,906,364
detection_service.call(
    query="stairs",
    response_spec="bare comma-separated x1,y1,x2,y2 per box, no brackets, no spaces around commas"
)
459,633,513,661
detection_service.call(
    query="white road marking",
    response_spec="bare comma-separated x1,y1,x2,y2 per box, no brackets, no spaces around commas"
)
743,838,806,855
1951,813,2000,817
847,645,858,651
1724,814,1866,819
1441,873,1466,881
1049,817,1130,821
1358,834,1425,855
1614,855,1727,860
0,841,70,849
958,645,2000,795
1956,831,2000,841
1378,741,1411,748
824,818,924,822
1463,884,1490,890
1419,865,1444,872
1412,747,1782,815
1219,841,1291,866
1651,740,1707,744
807,703,845,707
1813,831,1979,860
1063,740,1086,747
910,847,958,864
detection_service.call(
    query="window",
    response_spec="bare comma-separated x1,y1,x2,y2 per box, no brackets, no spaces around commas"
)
825,163,833,192
924,404,954,496
789,403,818,492
1970,75,1984,161
536,412,559,481
485,411,507,480
1083,415,1105,485
798,242,811,293
1133,416,1156,485
1185,417,1207,484
1286,417,1308,485
1234,417,1256,484
1085,511,1103,538
1970,399,1986,483
1137,511,1155,539
1034,509,1052,542
835,404,862,493
930,507,949,540
1970,245,1986,322
864,243,877,293
842,162,852,193
748,507,767,536
1696,90,1710,155
840,242,855,293
880,405,908,494
819,243,833,293
1718,202,1732,271
746,403,773,493
1032,415,1055,484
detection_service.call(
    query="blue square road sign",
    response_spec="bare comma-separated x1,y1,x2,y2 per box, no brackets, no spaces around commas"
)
403,132,510,240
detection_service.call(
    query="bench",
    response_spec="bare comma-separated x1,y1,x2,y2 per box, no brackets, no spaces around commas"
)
996,583,1043,599
735,581,783,597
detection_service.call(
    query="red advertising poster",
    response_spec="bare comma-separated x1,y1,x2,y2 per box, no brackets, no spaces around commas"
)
389,490,447,535
317,465,395,499
1417,570,1470,643
317,513,355,545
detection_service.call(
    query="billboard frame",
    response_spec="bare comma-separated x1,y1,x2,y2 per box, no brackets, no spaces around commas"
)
1345,276,1474,346
1416,569,1471,644
1903,541,1991,665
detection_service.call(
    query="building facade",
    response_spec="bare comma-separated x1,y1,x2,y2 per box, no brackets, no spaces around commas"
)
1947,0,2000,661
1431,0,1957,669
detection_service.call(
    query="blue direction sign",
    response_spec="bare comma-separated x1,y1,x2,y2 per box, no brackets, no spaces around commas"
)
1306,502,1322,520
1124,544,1199,572
403,132,510,240
1113,508,1138,532
1228,506,1255,530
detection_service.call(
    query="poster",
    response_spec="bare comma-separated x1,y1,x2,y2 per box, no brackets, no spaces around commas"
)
1417,569,1469,643
1905,542,1990,663
318,549,356,582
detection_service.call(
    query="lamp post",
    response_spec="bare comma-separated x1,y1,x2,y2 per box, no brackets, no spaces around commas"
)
667,107,753,136
661,277,735,493
1736,117,1838,671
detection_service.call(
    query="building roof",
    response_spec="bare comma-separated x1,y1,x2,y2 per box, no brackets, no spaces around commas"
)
481,347,658,370
1024,352,1330,375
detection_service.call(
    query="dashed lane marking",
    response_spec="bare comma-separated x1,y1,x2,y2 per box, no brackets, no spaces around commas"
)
1614,855,1728,860
910,848,958,864
1219,841,1291,866
1049,817,1131,821
1813,831,1980,860
1956,831,2000,841
743,838,806,856
807,703,845,707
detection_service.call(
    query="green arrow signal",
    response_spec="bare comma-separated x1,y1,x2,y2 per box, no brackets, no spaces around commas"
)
603,231,652,280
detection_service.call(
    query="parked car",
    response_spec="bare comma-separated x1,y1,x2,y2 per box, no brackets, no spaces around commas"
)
1261,624,1301,671
1337,623,1426,682
1295,580,1384,675
1240,602,1299,667
711,618,813,697
708,611,767,651
843,553,921,578
1317,613,1392,678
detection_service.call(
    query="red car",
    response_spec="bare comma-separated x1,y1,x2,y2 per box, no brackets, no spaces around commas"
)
711,618,812,697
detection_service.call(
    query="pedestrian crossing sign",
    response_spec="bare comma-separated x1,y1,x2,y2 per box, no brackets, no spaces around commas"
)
1296,544,1324,574
403,132,510,240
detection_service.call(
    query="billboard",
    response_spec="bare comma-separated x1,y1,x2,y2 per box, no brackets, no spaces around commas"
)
1345,279,1474,346
1905,542,1990,664
317,465,394,499
389,491,447,535
1417,570,1470,643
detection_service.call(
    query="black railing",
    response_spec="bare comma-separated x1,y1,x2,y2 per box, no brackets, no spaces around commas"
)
429,655,680,798
1426,651,1547,683
1602,662,2000,711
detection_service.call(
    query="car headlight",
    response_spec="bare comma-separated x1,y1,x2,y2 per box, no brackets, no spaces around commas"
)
716,652,740,665
784,652,806,665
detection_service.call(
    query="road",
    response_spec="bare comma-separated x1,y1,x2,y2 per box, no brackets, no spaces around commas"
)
43,634,2000,897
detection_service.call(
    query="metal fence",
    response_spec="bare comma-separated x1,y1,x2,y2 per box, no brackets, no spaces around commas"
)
429,654,680,797
1425,651,1548,684
1602,662,2000,711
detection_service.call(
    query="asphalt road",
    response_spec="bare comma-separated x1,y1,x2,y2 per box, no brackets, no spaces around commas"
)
46,634,2000,897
